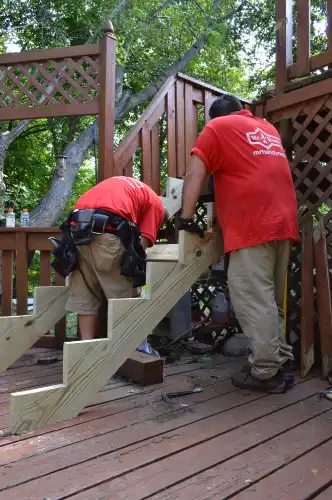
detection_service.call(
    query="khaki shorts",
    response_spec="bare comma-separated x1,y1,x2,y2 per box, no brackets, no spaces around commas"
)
66,233,135,315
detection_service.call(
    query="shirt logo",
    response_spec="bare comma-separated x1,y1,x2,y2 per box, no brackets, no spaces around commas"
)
246,128,283,150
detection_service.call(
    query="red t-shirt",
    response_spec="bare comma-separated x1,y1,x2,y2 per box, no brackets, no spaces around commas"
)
75,176,164,246
192,110,299,253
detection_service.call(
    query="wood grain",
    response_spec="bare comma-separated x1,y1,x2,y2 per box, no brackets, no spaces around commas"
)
147,244,178,262
9,230,218,433
314,219,332,378
300,216,315,377
0,286,68,372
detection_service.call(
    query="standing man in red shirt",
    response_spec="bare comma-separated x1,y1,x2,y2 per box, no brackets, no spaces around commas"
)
66,176,168,340
180,95,299,394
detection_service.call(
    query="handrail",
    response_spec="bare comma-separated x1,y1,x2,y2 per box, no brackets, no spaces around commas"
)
114,75,176,168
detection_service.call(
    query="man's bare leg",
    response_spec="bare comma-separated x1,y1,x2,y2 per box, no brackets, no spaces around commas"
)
79,314,99,340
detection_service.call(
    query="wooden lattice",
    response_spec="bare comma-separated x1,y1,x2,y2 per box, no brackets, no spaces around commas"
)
275,96,332,355
0,55,100,117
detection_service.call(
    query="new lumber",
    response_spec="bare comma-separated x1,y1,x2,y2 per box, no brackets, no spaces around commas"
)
9,228,219,433
0,287,68,371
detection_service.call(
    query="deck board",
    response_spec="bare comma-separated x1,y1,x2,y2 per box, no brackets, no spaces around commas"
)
0,349,330,499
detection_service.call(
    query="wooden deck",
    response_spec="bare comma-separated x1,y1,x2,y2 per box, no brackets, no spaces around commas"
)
0,349,331,499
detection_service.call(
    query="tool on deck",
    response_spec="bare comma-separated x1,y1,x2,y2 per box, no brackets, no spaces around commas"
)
319,389,332,401
161,387,203,404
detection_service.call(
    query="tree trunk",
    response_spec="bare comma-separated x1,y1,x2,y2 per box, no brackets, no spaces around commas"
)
30,121,98,226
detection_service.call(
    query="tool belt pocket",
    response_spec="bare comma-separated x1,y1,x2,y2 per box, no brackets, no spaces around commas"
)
69,210,109,246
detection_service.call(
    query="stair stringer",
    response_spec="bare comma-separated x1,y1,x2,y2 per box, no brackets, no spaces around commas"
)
9,230,219,434
0,286,69,371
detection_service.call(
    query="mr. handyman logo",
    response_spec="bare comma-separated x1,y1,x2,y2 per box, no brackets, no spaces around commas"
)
246,128,283,150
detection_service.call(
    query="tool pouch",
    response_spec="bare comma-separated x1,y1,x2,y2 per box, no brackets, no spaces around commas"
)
118,221,147,287
50,232,78,278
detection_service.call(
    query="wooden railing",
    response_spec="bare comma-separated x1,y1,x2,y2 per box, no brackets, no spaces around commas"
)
114,73,251,192
0,228,68,347
276,0,332,93
0,25,116,181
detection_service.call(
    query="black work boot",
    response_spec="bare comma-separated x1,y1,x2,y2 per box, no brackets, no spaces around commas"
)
241,360,294,386
231,370,287,394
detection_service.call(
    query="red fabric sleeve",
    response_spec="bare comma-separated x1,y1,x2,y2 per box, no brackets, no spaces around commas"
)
191,125,222,173
138,196,164,246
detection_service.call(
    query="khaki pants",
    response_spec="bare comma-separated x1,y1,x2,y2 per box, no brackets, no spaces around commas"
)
228,240,293,380
66,233,135,315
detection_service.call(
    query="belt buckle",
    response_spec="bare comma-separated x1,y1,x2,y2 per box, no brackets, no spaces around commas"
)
91,214,107,235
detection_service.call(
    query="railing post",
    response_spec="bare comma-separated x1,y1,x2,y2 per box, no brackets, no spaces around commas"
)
276,0,293,93
328,0,332,51
296,0,311,77
98,20,116,182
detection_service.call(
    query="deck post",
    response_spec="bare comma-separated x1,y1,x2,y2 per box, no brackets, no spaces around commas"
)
276,0,293,93
98,20,116,182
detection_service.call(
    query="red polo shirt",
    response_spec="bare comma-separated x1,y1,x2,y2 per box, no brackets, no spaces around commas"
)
192,110,299,253
75,176,164,246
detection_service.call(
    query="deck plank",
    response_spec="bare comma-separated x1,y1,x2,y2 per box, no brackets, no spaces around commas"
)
234,439,332,499
0,378,328,499
151,409,332,499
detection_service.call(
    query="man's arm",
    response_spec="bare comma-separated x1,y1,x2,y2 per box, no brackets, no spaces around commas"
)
181,154,208,218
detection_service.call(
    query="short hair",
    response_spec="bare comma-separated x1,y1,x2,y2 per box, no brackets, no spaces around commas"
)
209,95,243,119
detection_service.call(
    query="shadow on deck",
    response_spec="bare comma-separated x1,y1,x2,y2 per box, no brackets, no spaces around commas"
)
0,349,331,499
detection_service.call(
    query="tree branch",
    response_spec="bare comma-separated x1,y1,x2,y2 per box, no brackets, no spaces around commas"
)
116,0,245,119
3,120,31,149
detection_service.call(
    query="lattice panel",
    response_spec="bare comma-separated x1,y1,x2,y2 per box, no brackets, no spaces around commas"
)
0,55,100,110
291,96,332,237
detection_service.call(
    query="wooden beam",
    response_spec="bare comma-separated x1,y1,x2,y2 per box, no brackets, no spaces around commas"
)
147,244,178,262
275,0,293,93
288,50,332,79
0,286,69,371
9,230,219,433
98,26,116,181
314,219,332,379
266,77,332,113
300,216,315,377
296,0,311,77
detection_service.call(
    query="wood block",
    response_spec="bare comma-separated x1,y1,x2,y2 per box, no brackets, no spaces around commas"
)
116,351,164,386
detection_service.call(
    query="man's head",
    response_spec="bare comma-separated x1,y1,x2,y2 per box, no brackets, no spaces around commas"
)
209,94,243,119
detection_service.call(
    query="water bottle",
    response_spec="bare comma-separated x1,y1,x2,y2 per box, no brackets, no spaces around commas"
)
20,208,30,227
5,208,15,228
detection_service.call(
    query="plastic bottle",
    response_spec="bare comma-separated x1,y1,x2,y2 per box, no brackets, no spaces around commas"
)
211,291,230,324
20,208,30,227
5,208,15,228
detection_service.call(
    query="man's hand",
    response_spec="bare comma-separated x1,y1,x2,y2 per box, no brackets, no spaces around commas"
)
179,217,204,238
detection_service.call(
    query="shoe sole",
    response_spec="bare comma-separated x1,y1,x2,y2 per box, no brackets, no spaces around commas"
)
231,377,288,394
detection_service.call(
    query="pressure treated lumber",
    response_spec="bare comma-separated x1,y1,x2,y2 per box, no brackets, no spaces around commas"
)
147,244,178,262
9,228,219,434
0,286,68,371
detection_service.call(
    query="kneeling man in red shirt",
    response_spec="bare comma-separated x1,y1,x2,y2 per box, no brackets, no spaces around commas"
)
66,176,168,340
180,95,299,394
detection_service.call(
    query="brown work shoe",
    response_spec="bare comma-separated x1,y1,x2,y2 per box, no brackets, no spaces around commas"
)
241,360,294,386
231,370,288,394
